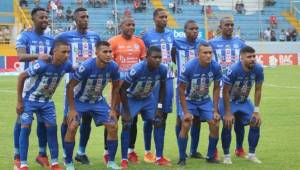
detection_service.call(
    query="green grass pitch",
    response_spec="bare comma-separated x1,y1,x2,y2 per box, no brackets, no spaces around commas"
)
0,66,300,170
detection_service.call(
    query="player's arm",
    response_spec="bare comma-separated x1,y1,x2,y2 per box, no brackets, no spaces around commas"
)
171,46,176,64
110,79,120,121
16,71,29,114
212,80,221,121
179,82,192,122
17,48,51,62
119,81,132,123
252,83,263,127
66,79,80,125
223,83,234,128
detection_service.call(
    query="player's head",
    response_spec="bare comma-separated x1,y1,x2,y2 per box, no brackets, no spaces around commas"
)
146,46,162,69
184,20,199,41
198,43,213,65
52,40,70,66
95,41,112,64
120,17,135,39
74,7,89,31
31,7,48,31
240,46,256,69
219,17,234,38
153,8,167,29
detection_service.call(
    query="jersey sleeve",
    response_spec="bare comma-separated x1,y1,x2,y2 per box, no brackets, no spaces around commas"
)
142,33,149,48
66,61,73,73
138,38,147,59
255,65,264,84
108,37,118,61
125,66,138,84
16,32,28,49
223,67,235,85
111,63,120,82
26,60,46,76
214,63,223,81
178,63,190,84
73,63,89,81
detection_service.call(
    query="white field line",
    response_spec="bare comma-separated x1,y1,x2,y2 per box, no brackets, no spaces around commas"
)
264,83,300,89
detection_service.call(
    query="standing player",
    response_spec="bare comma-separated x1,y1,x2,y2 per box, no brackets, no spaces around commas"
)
16,40,73,170
14,7,54,169
55,7,101,165
142,8,174,165
119,46,170,168
106,17,146,168
176,43,222,166
209,17,246,159
173,20,207,159
64,41,121,170
219,46,264,164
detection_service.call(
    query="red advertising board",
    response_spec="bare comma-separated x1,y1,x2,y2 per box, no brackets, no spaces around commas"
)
256,53,299,66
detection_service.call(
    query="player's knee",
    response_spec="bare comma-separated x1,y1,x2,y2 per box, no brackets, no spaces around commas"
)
21,124,31,128
153,117,165,128
67,123,78,135
181,121,191,131
208,122,219,137
176,116,182,126
106,124,118,139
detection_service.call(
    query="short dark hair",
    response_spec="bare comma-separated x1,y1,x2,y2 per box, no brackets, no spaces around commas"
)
198,42,210,51
240,46,255,54
54,40,69,48
147,46,161,56
153,8,165,18
74,7,87,16
184,20,197,30
95,41,110,50
119,17,135,26
31,7,47,17
219,16,233,26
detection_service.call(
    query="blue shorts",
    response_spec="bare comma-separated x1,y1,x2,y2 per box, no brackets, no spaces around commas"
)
121,94,156,121
73,99,112,126
178,99,214,121
219,98,254,125
21,100,57,126
153,78,173,113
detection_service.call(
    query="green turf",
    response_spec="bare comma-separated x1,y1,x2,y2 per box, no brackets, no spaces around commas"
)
0,66,300,170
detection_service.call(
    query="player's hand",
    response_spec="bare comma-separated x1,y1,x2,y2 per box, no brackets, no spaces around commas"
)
67,109,79,125
251,112,262,127
16,100,24,115
38,54,52,62
109,110,118,123
213,111,221,122
223,112,234,128
183,111,193,123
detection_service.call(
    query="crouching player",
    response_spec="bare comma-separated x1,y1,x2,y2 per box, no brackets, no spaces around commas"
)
119,46,170,168
177,43,222,166
16,40,72,170
220,46,264,164
64,41,121,170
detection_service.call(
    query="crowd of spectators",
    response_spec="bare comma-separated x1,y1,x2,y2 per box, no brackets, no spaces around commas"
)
263,27,298,41
0,26,11,44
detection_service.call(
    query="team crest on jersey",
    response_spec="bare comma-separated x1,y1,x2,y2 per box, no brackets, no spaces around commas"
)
181,66,186,73
34,63,40,70
134,43,139,49
167,37,171,42
78,65,85,73
227,69,232,76
130,69,136,76
208,71,213,77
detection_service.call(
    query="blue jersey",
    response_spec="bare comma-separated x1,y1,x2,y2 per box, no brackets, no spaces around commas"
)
223,61,264,103
73,58,119,103
23,60,72,102
174,37,207,76
209,36,246,73
125,60,167,99
16,30,54,70
142,28,175,78
55,30,101,68
179,58,222,103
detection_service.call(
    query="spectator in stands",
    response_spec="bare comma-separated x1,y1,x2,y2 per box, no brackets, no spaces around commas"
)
235,26,241,38
206,5,213,18
279,29,286,41
235,0,246,14
34,0,41,7
269,14,277,29
106,17,114,34
0,28,4,44
76,0,83,7
286,28,292,41
19,0,28,7
263,27,271,41
66,7,73,21
56,6,64,21
291,28,298,41
2,26,11,44
270,30,276,41
134,0,140,12
264,0,276,6
124,7,131,17
47,1,52,12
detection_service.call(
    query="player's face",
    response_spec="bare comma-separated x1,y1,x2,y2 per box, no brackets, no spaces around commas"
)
53,45,70,66
75,11,89,30
198,46,213,65
33,11,48,30
96,45,113,64
154,11,168,28
185,23,199,41
147,51,162,68
121,19,135,37
242,52,256,69
221,19,234,37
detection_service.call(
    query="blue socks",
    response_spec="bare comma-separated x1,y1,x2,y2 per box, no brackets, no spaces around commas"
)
234,120,245,149
177,137,188,160
207,136,219,158
19,127,31,164
78,121,91,155
154,127,164,158
248,127,260,153
144,121,152,151
14,120,21,157
37,122,47,156
121,127,130,159
221,127,232,155
190,123,200,155
46,125,58,160
65,142,75,164
107,140,118,161
175,124,181,139
60,123,67,156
